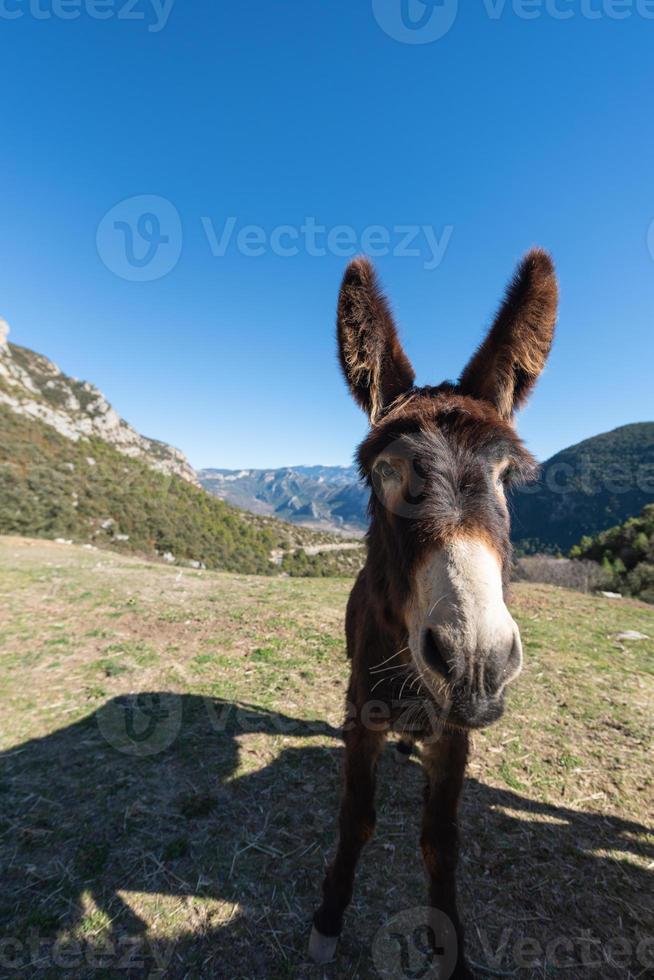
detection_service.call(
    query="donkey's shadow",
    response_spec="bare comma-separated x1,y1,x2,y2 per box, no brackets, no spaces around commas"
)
2,694,652,978
2,694,345,977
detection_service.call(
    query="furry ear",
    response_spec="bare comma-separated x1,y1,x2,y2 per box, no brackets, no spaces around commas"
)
337,258,415,423
459,248,558,420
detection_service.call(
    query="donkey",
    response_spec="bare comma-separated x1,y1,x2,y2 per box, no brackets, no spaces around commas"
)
309,250,558,977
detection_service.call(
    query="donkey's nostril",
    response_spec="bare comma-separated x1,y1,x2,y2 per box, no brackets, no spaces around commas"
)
422,629,452,680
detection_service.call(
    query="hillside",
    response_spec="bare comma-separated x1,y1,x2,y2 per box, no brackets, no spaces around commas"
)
0,322,197,484
1,537,652,978
0,404,364,575
199,465,367,535
0,403,279,574
511,422,654,553
570,503,654,603
0,329,364,576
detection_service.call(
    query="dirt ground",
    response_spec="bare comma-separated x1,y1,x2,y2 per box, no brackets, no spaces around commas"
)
1,536,652,978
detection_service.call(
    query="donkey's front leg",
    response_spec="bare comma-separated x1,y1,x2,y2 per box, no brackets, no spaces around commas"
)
310,723,386,964
421,731,473,980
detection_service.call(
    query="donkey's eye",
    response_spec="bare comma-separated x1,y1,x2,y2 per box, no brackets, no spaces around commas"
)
494,461,513,490
374,460,400,482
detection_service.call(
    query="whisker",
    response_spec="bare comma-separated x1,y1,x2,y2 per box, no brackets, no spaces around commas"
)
428,594,449,618
371,667,405,694
370,661,410,675
403,697,425,735
398,670,414,702
369,646,410,671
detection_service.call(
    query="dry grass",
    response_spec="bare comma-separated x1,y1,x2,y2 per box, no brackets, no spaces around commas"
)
0,536,652,979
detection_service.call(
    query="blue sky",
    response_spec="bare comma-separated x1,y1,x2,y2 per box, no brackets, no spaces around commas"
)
1,1,653,469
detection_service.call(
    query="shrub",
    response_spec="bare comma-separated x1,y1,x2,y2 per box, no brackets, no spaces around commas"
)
569,504,654,603
513,556,613,593
281,547,364,578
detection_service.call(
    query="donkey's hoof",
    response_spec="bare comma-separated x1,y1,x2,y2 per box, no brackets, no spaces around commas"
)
309,925,338,964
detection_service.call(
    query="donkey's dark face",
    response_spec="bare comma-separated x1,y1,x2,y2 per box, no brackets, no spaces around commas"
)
359,394,537,728
337,251,558,729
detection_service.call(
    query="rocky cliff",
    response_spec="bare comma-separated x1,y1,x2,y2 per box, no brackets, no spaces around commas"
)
0,321,197,485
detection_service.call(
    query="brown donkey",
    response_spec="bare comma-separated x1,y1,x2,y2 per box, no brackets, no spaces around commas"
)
309,250,558,977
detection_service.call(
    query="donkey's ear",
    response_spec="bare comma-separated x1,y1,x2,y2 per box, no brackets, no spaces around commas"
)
337,258,415,423
459,249,558,420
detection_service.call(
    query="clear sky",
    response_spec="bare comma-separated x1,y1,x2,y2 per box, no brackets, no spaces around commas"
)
1,1,653,469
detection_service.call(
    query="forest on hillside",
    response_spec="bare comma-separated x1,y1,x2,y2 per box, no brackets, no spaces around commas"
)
511,422,654,554
0,405,277,575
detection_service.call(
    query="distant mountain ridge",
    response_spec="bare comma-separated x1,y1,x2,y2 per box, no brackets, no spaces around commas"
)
4,323,651,558
199,465,367,534
202,424,654,550
0,322,197,484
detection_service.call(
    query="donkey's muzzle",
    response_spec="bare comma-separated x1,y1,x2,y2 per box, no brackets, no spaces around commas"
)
449,684,506,729
422,627,522,730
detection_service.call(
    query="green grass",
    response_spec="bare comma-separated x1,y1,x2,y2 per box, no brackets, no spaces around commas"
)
0,535,652,979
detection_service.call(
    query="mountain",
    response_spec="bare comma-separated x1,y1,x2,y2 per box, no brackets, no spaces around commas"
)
7,322,649,561
199,465,368,534
0,322,197,484
0,402,366,575
202,424,654,551
511,423,654,554
0,403,279,574
0,327,363,575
